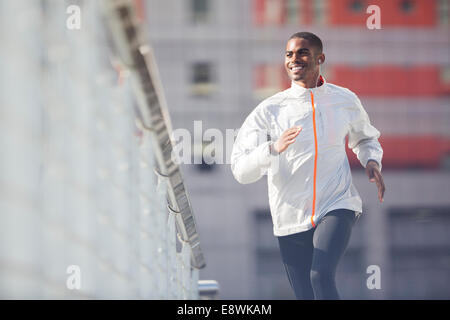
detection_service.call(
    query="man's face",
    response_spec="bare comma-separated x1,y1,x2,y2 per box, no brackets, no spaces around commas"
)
284,37,321,83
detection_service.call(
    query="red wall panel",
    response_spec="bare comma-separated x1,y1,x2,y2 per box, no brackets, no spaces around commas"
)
255,64,449,96
326,65,449,96
329,0,436,26
346,135,449,169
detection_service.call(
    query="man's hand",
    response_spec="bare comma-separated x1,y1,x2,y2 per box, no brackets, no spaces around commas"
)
366,160,385,203
273,126,302,154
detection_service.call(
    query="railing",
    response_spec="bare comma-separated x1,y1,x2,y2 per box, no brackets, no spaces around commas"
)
101,0,206,270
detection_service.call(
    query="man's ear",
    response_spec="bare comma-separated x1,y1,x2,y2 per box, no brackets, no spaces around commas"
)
317,54,325,65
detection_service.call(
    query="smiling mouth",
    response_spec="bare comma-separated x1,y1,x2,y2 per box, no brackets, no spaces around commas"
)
290,65,306,72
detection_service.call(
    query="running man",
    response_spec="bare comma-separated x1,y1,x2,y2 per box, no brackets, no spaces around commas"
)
231,32,385,299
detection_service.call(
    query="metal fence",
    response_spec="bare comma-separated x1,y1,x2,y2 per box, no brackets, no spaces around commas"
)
0,0,205,299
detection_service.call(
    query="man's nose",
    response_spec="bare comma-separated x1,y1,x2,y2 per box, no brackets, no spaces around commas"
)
290,53,300,62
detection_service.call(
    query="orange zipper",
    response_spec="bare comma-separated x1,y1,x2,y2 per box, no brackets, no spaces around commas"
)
310,90,318,228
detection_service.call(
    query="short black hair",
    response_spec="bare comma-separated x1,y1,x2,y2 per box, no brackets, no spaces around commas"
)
288,32,323,54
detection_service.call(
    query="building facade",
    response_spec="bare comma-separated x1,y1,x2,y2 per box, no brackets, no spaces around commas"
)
144,0,450,299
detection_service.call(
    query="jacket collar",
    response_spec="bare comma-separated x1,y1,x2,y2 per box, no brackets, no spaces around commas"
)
289,75,327,97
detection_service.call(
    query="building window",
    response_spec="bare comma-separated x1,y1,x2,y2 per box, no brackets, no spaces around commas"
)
254,0,327,26
313,0,328,25
438,0,449,26
400,0,415,13
441,66,450,85
254,0,286,25
190,62,215,96
348,0,365,12
286,0,299,24
388,206,450,299
191,0,210,24
193,140,216,172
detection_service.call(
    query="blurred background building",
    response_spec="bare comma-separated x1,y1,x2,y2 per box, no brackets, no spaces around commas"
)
144,0,450,299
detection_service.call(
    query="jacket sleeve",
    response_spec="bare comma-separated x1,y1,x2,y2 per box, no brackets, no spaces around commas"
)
231,106,276,184
347,96,383,171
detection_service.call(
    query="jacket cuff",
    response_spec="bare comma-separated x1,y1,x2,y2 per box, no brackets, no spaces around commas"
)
366,159,382,171
268,142,279,156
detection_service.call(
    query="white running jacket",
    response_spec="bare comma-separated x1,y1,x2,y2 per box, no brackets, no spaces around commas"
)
231,77,383,236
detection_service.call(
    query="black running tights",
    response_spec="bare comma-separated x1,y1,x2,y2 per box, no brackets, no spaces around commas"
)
277,208,358,300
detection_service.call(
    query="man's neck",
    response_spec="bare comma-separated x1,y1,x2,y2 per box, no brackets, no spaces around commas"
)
294,74,320,89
